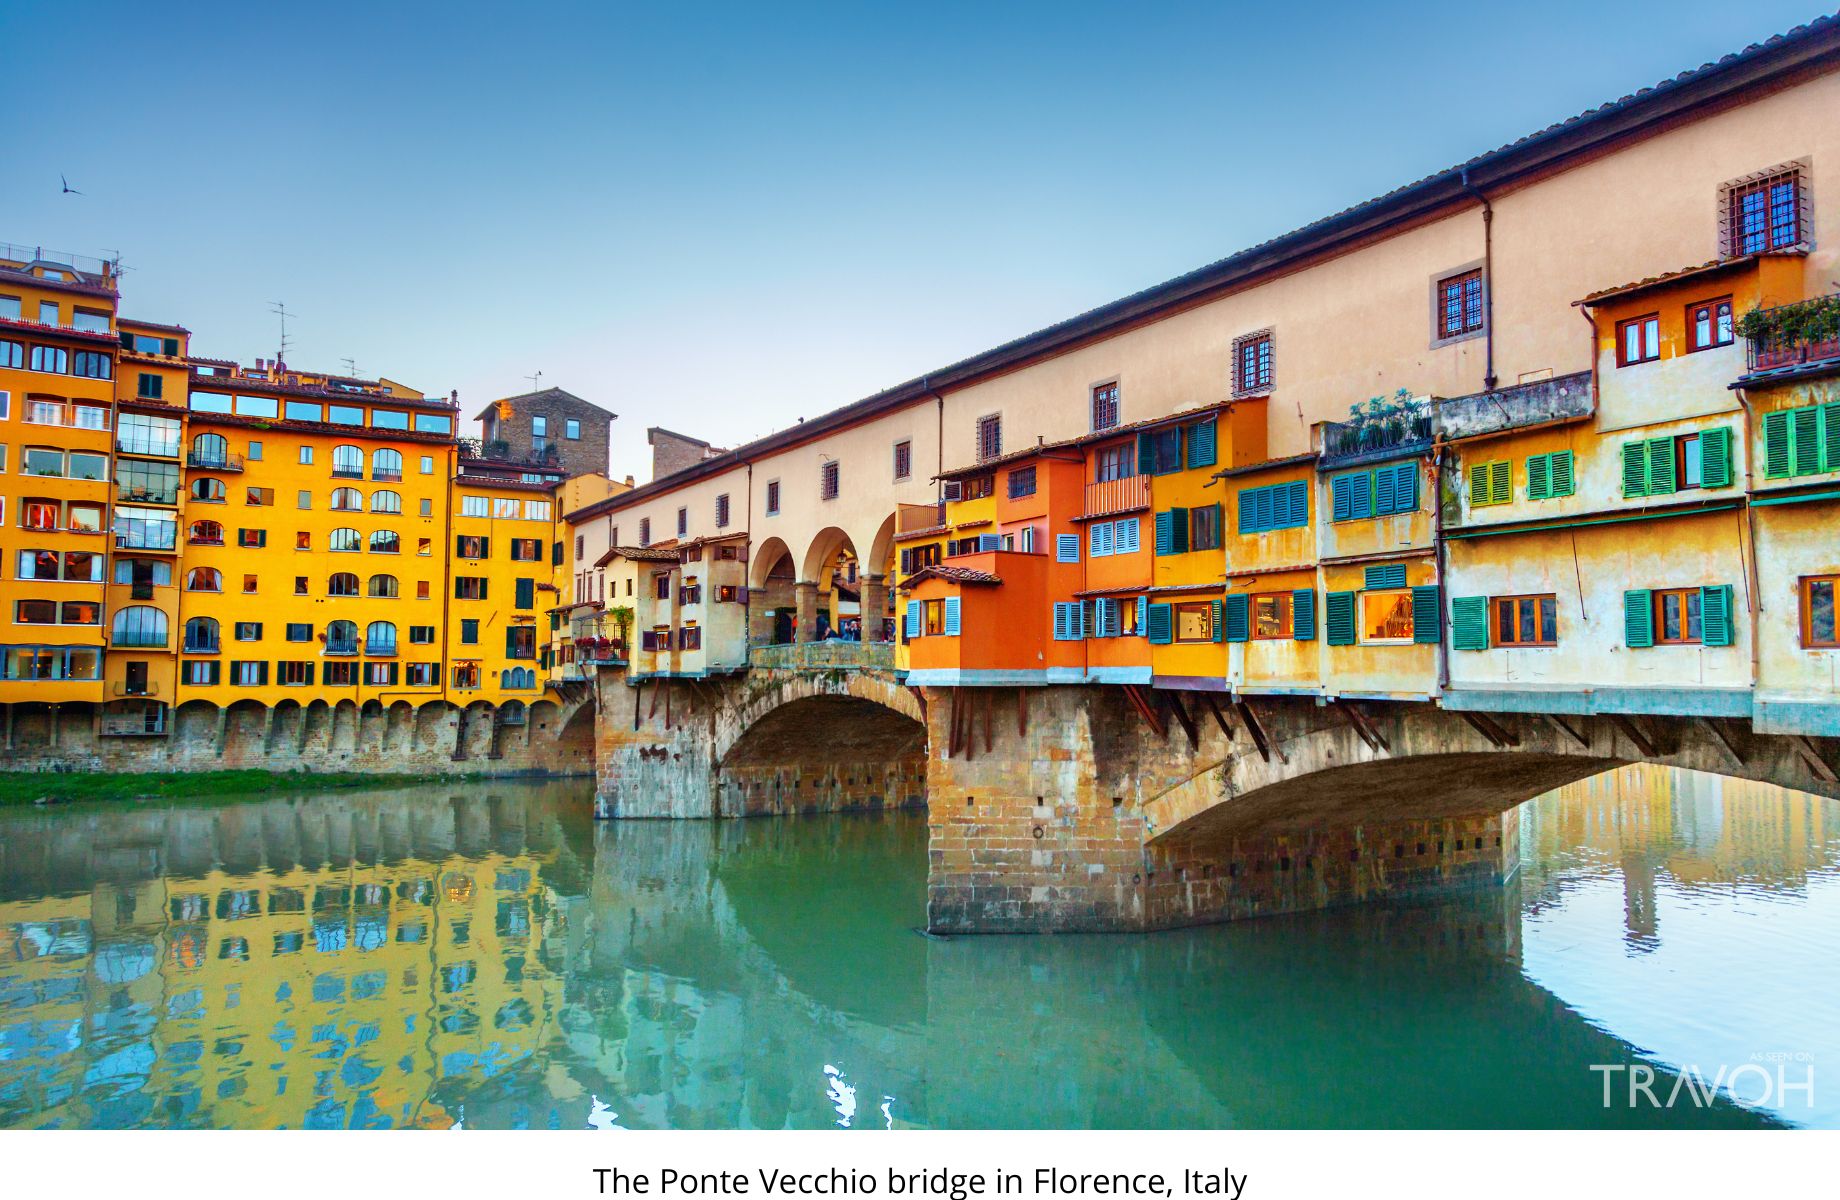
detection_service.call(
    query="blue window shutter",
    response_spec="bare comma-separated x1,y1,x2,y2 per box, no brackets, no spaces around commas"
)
1347,471,1373,520
1331,475,1353,522
1700,584,1735,647
1281,480,1308,528
1186,420,1217,469
1093,597,1112,637
1056,533,1080,563
1451,596,1489,650
1169,506,1189,553
1118,518,1139,553
1624,589,1654,648
1292,588,1316,640
1076,600,1090,639
904,601,921,639
1364,562,1407,591
1411,585,1441,643
943,596,960,637
1135,595,1147,636
1222,593,1249,642
1052,602,1069,641
1147,603,1173,645
1375,465,1398,514
1136,432,1155,475
978,533,1002,552
1089,523,1110,557
1154,510,1175,555
1325,591,1357,646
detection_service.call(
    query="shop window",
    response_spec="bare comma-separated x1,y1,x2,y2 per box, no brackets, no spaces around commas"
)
1360,590,1415,643
1251,593,1292,639
1174,602,1214,643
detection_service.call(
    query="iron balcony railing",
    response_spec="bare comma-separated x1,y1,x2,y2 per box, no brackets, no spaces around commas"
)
186,451,245,472
364,641,397,657
112,631,168,648
182,640,220,654
117,485,180,505
1319,409,1434,464
1744,295,1840,372
110,681,161,698
324,640,359,656
116,432,181,458
1083,473,1151,518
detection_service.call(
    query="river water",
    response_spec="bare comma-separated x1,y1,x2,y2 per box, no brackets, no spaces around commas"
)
0,764,1834,1129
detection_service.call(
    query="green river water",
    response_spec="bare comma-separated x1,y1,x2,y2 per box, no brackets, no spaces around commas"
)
0,764,1834,1129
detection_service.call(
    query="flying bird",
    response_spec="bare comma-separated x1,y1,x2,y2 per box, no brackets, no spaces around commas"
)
60,174,83,195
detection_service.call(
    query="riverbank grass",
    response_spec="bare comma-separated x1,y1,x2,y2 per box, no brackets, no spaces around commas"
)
0,769,425,807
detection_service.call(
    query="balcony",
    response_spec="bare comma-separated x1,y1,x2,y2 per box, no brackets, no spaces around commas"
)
1742,295,1840,375
182,640,220,655
1433,372,1593,444
324,640,359,656
111,681,161,698
1083,474,1151,518
116,532,178,553
117,485,180,506
748,640,895,672
897,501,947,534
116,433,180,458
1319,402,1434,466
186,451,244,472
112,632,168,648
364,642,398,658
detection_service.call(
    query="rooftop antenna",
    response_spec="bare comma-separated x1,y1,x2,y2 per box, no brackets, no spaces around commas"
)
269,301,292,366
525,370,544,394
341,357,359,379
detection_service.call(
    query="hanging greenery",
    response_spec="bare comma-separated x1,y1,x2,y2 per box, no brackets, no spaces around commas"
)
1735,293,1840,348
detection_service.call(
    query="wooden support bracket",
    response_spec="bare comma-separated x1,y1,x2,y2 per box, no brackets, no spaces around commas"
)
1790,735,1838,784
1458,709,1519,749
947,688,963,760
1015,688,1028,738
1336,700,1390,753
981,689,994,756
1235,700,1275,763
1122,684,1167,740
1163,691,1200,751
1546,713,1591,749
1696,717,1746,770
1608,713,1658,759
1201,692,1233,738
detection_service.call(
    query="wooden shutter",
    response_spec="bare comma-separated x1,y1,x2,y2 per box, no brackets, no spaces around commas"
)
1526,454,1551,500
1411,585,1441,643
1052,603,1069,641
1090,522,1112,557
1147,602,1173,645
1292,589,1316,641
1169,507,1189,553
1209,597,1225,643
1136,432,1155,475
1364,562,1406,590
1056,534,1080,563
1393,461,1419,512
1762,410,1793,479
1155,510,1175,555
1451,596,1489,650
1186,420,1217,469
1645,437,1676,495
515,578,534,609
1222,593,1249,642
1281,480,1308,527
1623,589,1654,648
1092,597,1112,638
1331,474,1354,522
1621,442,1649,497
942,596,961,636
1469,461,1492,506
1135,595,1147,636
1117,518,1140,553
903,601,921,639
1488,459,1512,505
1824,402,1840,472
1550,450,1575,497
1700,584,1735,647
1699,427,1733,488
1792,405,1822,475
1325,591,1357,645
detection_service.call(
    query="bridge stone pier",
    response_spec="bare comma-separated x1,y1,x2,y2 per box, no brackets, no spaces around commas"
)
590,653,1840,932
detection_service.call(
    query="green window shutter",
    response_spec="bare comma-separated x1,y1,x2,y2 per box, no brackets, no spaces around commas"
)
515,578,535,609
1699,426,1733,488
1700,584,1735,647
1621,441,1649,497
1154,510,1175,555
162,337,179,356
1169,506,1189,553
1489,459,1512,505
1146,602,1173,645
1550,450,1575,497
1468,461,1492,506
1450,596,1489,650
1222,594,1248,642
1137,432,1155,475
1646,437,1676,495
1762,410,1792,479
1792,405,1822,476
1823,402,1840,472
1526,454,1551,500
1292,589,1316,640
1411,585,1441,644
1186,420,1217,469
1210,598,1226,642
1623,589,1654,649
1325,591,1357,646
1364,562,1406,590
1331,474,1353,522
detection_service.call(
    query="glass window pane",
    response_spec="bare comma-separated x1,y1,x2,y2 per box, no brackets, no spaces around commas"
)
1685,591,1701,641
1540,597,1557,644
286,400,323,422
189,391,233,413
1661,593,1682,641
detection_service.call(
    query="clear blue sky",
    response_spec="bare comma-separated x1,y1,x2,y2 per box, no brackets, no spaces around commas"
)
2,1,1828,481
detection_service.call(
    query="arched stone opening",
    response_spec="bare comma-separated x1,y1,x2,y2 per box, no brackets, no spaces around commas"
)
716,693,927,817
799,526,859,642
749,537,799,646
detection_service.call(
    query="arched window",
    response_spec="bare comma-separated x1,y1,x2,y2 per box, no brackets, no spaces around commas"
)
328,527,361,552
365,621,397,655
332,445,363,477
328,572,360,597
368,530,400,554
183,616,220,652
112,605,168,647
190,476,226,502
186,566,222,592
367,574,398,598
371,448,402,480
369,489,402,514
326,620,358,653
188,519,224,545
330,487,363,511
190,432,229,468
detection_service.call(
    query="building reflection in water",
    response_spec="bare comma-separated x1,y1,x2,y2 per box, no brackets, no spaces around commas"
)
0,764,1834,1129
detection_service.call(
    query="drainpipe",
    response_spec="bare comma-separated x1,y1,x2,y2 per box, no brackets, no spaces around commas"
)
1731,385,1763,691
1459,167,1498,392
1432,441,1451,697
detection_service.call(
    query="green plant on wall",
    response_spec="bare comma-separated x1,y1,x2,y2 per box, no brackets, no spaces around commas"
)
607,604,634,643
1736,291,1840,347
1345,387,1421,445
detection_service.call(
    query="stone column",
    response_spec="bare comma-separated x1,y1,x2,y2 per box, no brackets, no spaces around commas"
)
794,581,819,643
860,574,889,641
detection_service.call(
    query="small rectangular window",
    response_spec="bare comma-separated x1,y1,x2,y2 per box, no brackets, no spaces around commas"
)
1174,602,1214,643
1436,270,1484,339
765,481,780,516
976,414,1002,462
1091,382,1120,431
715,494,730,527
1492,594,1558,647
1232,330,1273,396
1803,575,1839,648
1360,590,1415,643
1687,296,1734,353
893,439,912,481
1617,314,1660,366
821,460,840,500
1007,466,1037,499
1251,592,1292,640
1724,166,1803,257
1654,588,1703,645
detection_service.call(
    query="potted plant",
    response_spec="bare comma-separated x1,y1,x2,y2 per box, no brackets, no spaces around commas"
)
607,605,634,651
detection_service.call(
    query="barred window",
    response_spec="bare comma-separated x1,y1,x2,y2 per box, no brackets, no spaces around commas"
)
1722,164,1805,257
976,414,1002,462
821,460,840,500
1436,270,1484,339
1091,382,1120,432
1232,331,1273,396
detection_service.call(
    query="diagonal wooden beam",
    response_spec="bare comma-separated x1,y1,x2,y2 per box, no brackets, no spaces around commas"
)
1546,712,1590,748
1696,716,1746,770
1458,709,1518,749
1164,691,1200,751
1016,688,1028,738
1200,691,1233,738
1335,699,1389,753
1122,684,1167,740
1790,735,1838,783
1608,712,1658,758
1235,699,1274,763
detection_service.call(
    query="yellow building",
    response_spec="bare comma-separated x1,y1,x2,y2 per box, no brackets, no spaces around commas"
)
447,454,563,709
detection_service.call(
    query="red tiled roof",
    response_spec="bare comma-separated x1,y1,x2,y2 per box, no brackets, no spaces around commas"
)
904,565,1002,587
1575,250,1802,306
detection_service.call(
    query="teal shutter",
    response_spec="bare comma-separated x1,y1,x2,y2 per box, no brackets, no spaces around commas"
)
1222,593,1248,642
943,596,961,636
1331,474,1353,522
1093,597,1113,638
1326,591,1357,646
1346,471,1373,520
1237,487,1266,534
1118,518,1140,553
1147,602,1173,645
1792,406,1822,475
515,577,535,609
1550,450,1575,497
1624,589,1654,648
1762,410,1792,478
1210,598,1225,642
1392,462,1419,512
1364,562,1407,590
1699,426,1733,488
1280,480,1309,527
1411,585,1441,643
1292,589,1316,640
1451,596,1489,650
1136,432,1155,475
1622,441,1649,497
1169,507,1189,553
1052,603,1070,641
1135,595,1147,635
904,601,921,638
1700,584,1735,647
1526,454,1551,501
1090,523,1112,557
1646,437,1676,495
1154,510,1175,555
1186,420,1217,468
